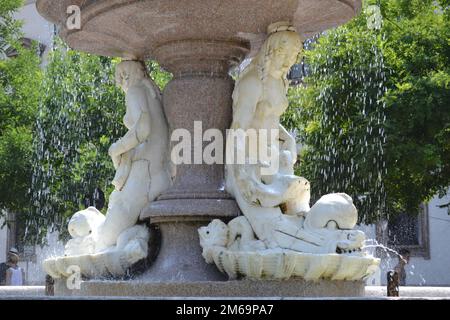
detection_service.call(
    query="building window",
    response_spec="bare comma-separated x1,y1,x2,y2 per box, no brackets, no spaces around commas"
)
2,211,36,263
384,204,430,259
388,212,420,246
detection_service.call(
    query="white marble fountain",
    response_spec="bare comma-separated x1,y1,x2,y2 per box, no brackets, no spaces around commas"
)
37,0,379,297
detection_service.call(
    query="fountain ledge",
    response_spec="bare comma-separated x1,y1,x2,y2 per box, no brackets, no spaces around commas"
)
53,279,365,297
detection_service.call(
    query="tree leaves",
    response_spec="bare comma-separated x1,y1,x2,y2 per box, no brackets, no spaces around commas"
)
285,0,450,222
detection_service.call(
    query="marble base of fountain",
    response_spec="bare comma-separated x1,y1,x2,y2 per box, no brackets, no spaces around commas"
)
53,279,365,297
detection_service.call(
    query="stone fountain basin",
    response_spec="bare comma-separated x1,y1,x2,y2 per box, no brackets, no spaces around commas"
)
43,250,145,279
208,249,380,281
37,0,361,61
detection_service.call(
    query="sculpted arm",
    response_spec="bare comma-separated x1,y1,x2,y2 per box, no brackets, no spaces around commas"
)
109,90,151,158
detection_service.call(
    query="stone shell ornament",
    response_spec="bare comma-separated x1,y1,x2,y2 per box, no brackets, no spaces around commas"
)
199,216,379,281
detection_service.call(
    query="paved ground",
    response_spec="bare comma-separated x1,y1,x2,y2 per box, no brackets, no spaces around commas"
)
365,286,450,298
0,285,449,299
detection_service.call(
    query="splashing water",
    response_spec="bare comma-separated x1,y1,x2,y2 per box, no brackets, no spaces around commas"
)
27,38,126,244
362,243,408,264
286,11,388,225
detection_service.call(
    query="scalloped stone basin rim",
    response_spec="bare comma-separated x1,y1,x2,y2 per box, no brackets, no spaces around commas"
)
208,250,380,281
36,0,361,62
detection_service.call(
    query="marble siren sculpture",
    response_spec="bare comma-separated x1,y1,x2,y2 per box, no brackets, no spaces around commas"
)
43,61,172,278
198,23,380,281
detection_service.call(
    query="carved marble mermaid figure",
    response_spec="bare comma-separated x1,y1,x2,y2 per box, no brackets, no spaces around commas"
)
225,22,365,254
228,23,306,213
43,61,172,278
92,60,172,251
65,60,171,254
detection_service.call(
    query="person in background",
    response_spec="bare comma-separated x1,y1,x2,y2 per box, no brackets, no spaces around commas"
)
394,248,411,286
0,248,20,285
5,251,25,286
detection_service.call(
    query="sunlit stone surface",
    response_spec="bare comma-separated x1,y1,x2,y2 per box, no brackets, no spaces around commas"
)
36,0,361,60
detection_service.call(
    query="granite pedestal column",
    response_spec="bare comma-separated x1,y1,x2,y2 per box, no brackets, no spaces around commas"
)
140,40,248,281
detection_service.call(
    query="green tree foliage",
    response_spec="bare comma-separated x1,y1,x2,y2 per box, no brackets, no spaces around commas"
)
29,40,125,242
0,0,42,218
286,0,449,223
28,38,171,243
381,0,450,216
0,0,23,56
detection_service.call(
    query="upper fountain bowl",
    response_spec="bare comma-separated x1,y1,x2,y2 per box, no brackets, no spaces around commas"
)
36,0,361,61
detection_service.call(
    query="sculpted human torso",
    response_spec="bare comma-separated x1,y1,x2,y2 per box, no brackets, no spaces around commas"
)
239,75,288,131
123,84,168,163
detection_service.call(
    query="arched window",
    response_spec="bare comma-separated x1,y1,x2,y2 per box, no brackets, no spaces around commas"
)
382,204,430,259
